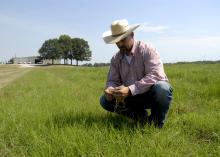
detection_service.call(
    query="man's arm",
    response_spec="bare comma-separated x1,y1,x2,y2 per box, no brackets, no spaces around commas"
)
129,44,168,95
104,55,122,101
105,56,122,88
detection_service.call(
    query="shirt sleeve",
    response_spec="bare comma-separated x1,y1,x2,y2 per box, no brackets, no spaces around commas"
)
106,55,122,88
128,44,167,95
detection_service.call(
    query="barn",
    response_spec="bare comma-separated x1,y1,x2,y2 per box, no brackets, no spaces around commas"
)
11,56,61,64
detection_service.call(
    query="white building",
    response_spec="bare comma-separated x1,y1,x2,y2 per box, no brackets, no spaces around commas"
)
11,56,61,64
12,56,41,64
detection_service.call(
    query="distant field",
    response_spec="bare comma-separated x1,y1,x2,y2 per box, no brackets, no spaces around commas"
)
0,63,219,156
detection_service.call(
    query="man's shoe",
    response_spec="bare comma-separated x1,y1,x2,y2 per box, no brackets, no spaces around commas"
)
147,115,164,128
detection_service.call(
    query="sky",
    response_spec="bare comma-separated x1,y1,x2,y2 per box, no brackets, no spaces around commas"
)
0,0,220,64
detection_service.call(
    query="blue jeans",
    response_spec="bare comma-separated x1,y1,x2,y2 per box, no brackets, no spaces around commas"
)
100,81,173,127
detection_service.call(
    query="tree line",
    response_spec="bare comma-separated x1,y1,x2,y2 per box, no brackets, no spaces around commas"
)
38,35,92,65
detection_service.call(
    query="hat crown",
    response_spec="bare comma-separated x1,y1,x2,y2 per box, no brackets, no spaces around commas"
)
103,19,139,44
111,19,129,36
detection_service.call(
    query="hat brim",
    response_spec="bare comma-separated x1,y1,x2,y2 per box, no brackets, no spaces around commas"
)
102,24,140,44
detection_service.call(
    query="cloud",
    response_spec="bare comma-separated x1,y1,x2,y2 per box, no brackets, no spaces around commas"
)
138,23,169,33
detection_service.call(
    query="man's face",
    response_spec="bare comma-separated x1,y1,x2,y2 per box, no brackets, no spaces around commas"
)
116,34,133,53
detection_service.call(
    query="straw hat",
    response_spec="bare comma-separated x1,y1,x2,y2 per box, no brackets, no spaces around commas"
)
102,19,140,44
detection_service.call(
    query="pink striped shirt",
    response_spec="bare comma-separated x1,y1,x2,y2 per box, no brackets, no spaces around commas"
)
106,40,168,96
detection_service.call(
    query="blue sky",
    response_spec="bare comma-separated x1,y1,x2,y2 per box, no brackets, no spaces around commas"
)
0,0,220,63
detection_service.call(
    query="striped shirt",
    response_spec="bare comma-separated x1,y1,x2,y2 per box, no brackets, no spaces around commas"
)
106,40,168,96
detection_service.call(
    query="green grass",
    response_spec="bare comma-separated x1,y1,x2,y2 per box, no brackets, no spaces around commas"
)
0,63,219,157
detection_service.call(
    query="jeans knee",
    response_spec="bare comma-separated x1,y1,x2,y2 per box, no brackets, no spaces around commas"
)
152,81,173,104
99,95,115,112
99,95,106,107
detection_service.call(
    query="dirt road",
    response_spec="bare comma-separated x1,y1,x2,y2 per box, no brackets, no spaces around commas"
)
0,64,33,89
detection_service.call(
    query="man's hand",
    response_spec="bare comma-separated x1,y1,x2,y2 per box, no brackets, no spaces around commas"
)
104,86,131,102
104,87,115,101
112,85,131,98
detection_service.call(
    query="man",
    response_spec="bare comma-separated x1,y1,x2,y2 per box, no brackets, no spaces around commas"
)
100,19,173,128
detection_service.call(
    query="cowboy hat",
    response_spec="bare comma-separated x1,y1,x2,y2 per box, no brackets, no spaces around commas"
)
102,19,140,44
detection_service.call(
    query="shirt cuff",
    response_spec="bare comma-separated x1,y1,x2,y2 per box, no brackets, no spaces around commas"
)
106,86,115,90
128,84,137,96
106,83,117,89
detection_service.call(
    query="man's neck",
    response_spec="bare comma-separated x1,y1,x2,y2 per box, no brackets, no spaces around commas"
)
125,52,132,56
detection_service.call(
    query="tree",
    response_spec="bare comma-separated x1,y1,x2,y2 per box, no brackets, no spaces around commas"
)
38,38,62,64
58,35,72,65
71,38,92,66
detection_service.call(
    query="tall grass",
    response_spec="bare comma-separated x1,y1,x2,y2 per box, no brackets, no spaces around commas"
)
0,64,219,156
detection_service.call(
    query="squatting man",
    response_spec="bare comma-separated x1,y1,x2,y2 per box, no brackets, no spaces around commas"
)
100,19,173,128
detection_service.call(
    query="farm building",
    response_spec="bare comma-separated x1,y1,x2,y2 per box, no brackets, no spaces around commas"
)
12,56,41,64
42,59,61,64
11,56,61,64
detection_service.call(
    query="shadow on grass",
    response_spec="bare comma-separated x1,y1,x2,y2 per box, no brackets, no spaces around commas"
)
46,111,146,130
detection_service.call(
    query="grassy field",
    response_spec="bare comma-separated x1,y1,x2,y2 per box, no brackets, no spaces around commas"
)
0,63,219,157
